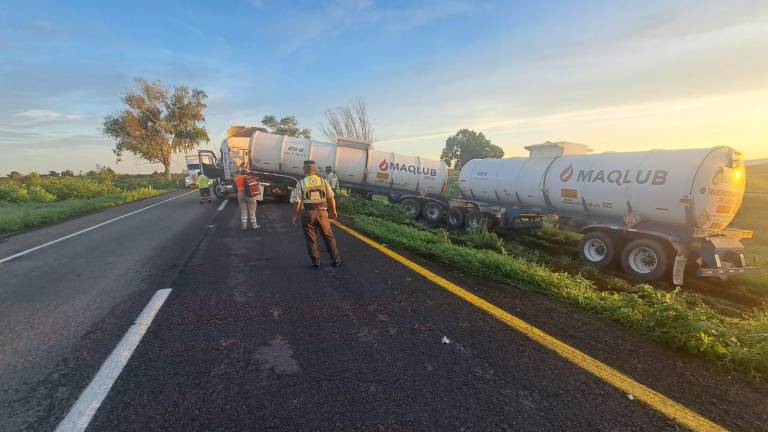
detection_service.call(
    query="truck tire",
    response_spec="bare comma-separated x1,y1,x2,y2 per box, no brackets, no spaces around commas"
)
422,201,445,223
620,238,670,281
213,182,228,200
446,208,465,230
400,198,421,218
578,231,617,269
465,209,489,230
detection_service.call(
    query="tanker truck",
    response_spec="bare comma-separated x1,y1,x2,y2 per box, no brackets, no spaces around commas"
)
197,125,448,206
449,142,756,284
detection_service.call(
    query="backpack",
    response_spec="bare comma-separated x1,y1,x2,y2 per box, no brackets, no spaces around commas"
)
242,175,261,198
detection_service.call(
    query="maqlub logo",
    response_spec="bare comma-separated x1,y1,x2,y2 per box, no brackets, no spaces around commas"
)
379,159,389,171
560,164,574,182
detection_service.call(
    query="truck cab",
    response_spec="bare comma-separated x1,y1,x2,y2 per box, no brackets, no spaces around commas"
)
197,126,296,200
184,155,201,187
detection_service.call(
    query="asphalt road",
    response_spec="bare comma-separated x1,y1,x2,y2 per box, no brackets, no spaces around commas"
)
0,190,216,431
2,194,767,431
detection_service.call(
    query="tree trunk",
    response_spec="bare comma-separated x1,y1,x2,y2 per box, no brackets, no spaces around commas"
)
163,165,172,181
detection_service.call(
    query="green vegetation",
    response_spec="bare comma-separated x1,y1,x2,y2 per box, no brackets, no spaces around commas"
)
729,193,768,297
0,170,182,235
746,162,768,193
338,196,768,378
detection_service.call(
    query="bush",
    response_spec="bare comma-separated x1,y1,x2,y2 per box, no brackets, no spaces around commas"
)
0,183,29,202
27,186,57,202
40,177,117,200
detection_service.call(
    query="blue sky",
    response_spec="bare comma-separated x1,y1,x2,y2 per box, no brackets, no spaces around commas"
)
2,0,767,174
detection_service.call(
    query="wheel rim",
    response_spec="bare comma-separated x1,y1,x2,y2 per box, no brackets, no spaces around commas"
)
449,213,461,225
583,238,607,262
403,202,418,217
426,205,441,220
628,246,658,274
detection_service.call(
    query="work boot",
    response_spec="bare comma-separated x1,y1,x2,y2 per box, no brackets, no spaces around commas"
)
332,259,342,267
252,223,261,229
241,224,247,230
311,262,320,269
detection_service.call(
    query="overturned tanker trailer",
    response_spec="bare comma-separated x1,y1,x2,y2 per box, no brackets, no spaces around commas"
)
454,142,756,284
199,126,448,206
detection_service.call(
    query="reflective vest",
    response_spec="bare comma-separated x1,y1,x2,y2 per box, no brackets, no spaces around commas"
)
197,175,210,188
300,175,327,204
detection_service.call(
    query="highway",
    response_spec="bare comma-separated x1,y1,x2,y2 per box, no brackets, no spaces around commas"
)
1,191,767,431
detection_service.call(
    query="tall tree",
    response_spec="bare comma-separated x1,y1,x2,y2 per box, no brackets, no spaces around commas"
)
103,77,209,179
440,129,504,169
321,97,373,144
261,115,311,139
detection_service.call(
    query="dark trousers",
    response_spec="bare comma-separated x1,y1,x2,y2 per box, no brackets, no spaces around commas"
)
199,187,211,202
302,209,340,264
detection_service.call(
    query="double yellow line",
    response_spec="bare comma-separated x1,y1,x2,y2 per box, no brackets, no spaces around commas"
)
333,221,727,432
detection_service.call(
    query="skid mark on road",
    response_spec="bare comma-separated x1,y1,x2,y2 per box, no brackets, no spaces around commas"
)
54,289,172,432
0,190,196,265
332,221,728,432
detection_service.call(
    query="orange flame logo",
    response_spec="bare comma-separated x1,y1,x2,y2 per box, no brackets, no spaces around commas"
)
379,159,389,171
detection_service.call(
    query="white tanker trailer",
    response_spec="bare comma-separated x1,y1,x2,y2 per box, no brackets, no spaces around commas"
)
198,125,448,205
451,142,756,284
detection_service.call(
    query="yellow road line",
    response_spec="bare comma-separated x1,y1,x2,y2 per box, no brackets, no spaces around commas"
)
332,220,727,432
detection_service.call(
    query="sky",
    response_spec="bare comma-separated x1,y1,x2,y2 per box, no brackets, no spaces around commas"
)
1,0,767,174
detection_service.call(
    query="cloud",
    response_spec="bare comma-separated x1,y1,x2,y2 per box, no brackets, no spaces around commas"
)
18,110,84,121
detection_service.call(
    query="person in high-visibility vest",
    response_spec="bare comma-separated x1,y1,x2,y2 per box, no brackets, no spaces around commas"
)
292,160,341,269
197,173,211,204
324,166,339,191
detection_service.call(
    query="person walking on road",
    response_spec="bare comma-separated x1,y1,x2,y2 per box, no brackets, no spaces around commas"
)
235,169,261,230
197,172,211,204
324,166,339,192
292,160,341,269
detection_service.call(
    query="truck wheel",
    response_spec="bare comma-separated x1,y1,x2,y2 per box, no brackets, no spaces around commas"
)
620,238,670,281
465,209,489,230
578,231,617,269
422,202,445,223
213,183,228,200
446,208,465,230
400,198,421,218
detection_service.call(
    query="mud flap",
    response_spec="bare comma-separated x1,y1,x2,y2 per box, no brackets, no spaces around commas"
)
672,253,687,286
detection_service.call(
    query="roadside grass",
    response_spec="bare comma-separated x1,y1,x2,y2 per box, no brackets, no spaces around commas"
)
0,188,169,235
0,171,184,235
727,194,768,297
746,162,768,193
339,196,768,378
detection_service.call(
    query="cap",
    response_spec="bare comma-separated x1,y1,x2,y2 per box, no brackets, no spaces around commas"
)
325,166,333,171
303,160,317,167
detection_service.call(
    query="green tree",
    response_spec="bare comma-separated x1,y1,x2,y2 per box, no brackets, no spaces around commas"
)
440,129,504,169
61,169,75,177
47,170,60,177
7,171,23,182
103,77,209,180
261,115,311,139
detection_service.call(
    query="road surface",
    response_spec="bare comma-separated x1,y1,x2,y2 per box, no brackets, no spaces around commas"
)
1,192,767,431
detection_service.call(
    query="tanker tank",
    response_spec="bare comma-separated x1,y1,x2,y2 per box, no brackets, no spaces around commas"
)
459,142,746,231
456,142,754,284
249,131,447,196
